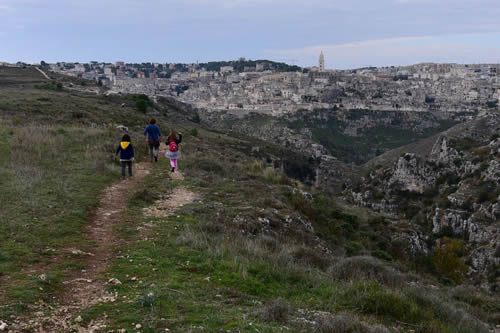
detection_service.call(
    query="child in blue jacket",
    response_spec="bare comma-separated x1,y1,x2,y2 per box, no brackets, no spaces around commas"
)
115,134,135,179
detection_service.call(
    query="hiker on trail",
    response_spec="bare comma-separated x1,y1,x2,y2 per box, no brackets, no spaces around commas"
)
115,134,135,179
165,130,182,172
144,118,162,162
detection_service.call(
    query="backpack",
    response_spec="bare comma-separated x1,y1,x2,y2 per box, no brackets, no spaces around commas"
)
169,141,178,152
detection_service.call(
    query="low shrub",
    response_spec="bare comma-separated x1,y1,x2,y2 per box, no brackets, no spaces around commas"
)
36,81,63,91
344,241,363,256
433,237,468,284
477,181,497,203
195,158,225,176
372,250,393,261
292,246,332,269
342,281,430,324
262,167,282,184
315,313,393,333
329,256,406,288
406,287,489,333
129,94,153,113
131,189,159,204
256,299,290,323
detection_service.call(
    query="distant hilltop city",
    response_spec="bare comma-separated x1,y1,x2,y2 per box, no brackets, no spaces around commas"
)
2,53,500,115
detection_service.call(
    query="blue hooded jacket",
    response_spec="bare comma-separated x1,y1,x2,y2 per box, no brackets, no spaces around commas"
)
116,141,135,161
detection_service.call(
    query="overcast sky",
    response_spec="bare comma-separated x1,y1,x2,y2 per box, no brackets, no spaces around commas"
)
1,0,500,69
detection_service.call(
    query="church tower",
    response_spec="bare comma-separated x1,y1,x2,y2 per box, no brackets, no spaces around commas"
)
319,51,325,72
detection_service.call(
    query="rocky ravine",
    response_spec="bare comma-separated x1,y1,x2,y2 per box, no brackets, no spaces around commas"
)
345,112,500,288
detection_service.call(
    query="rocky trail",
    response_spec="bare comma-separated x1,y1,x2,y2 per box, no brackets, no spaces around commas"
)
7,148,196,332
35,67,51,81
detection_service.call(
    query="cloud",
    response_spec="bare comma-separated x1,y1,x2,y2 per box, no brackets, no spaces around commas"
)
270,33,500,68
0,4,12,14
2,0,500,65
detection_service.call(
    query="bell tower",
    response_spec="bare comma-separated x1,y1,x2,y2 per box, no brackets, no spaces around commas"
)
319,51,325,72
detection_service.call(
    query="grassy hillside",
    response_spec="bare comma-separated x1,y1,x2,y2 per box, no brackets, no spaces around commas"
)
0,66,153,312
77,127,494,332
0,67,496,332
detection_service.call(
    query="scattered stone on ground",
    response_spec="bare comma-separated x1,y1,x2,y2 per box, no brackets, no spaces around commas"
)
143,186,196,218
8,146,199,332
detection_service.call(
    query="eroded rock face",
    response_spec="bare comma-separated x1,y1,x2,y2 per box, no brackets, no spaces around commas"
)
485,159,500,182
430,136,459,165
347,190,398,216
388,153,436,194
346,113,500,282
392,231,429,256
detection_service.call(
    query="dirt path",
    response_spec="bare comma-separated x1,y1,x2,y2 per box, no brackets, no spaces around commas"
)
35,67,51,80
9,147,196,332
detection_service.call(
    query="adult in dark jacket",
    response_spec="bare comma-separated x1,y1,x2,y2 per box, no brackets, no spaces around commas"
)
144,118,162,162
115,134,135,179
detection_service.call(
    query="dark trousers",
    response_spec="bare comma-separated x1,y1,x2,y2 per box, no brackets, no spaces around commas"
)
121,161,132,177
148,139,160,161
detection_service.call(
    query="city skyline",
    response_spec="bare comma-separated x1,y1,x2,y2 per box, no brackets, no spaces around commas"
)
2,0,500,69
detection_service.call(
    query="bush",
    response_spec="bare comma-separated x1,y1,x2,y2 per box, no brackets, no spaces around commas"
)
292,246,331,269
344,241,363,256
256,299,290,323
191,128,198,137
191,113,201,123
131,188,159,204
329,256,405,288
36,80,64,91
433,237,468,284
130,94,153,113
316,313,393,333
196,158,225,176
477,181,497,203
368,216,388,229
404,204,420,219
262,167,282,184
406,287,489,333
372,250,393,261
448,137,481,151
343,281,430,324
286,191,319,222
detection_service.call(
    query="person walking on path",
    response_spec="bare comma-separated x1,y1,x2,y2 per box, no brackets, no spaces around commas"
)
115,134,135,179
165,130,182,172
144,118,162,162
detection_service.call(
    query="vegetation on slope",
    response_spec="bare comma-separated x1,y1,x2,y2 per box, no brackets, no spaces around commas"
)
0,66,153,314
79,127,492,332
0,67,496,332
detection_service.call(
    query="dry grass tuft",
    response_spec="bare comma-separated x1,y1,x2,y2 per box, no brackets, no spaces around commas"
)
255,299,291,323
405,287,490,333
315,313,393,333
328,256,406,288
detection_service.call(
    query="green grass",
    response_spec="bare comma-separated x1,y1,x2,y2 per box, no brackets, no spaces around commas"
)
0,125,121,308
0,67,494,331
77,130,490,332
0,66,156,314
0,66,163,126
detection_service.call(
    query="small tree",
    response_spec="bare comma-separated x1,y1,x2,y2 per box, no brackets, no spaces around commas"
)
433,237,468,284
191,113,201,123
130,94,152,113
